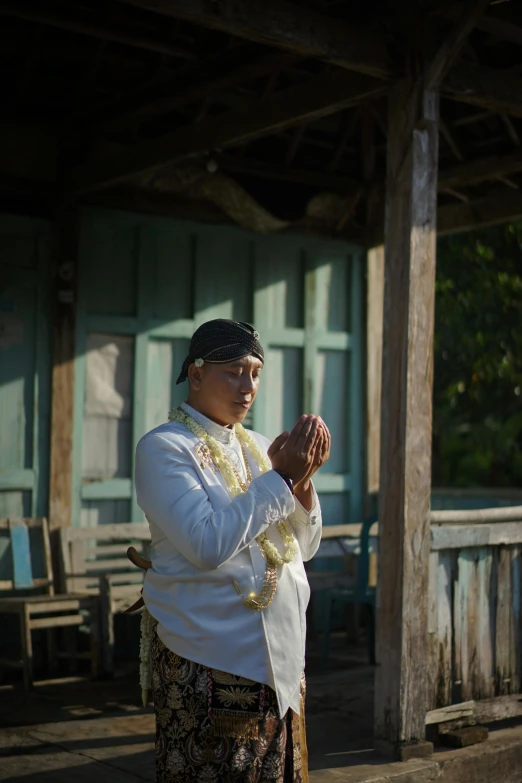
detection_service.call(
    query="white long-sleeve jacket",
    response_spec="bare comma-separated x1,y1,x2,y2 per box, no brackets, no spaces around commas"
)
134,403,322,717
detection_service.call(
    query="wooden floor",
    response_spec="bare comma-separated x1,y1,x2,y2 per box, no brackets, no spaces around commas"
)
0,636,374,781
2,637,521,783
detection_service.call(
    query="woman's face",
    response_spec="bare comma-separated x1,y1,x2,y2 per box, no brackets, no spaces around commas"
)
187,354,263,426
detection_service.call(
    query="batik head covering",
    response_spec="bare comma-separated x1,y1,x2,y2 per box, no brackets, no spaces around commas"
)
176,319,264,384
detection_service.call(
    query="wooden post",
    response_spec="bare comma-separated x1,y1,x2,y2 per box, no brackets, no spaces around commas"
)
49,208,78,531
374,77,440,760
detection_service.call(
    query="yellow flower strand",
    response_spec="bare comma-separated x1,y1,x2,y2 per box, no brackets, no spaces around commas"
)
168,406,298,608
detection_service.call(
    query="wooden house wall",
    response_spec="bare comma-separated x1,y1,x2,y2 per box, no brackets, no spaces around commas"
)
0,215,51,522
74,209,365,531
428,526,522,710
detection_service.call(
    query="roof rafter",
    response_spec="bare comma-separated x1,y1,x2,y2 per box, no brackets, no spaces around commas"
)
69,70,386,193
116,0,393,79
0,0,195,60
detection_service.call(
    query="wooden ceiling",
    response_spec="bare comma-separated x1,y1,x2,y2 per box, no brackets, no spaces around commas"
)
2,0,522,240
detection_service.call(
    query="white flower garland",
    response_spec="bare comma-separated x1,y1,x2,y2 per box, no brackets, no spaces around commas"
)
168,407,298,570
138,406,299,701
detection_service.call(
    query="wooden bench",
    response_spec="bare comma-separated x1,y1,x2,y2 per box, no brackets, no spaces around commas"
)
59,523,150,674
0,518,100,688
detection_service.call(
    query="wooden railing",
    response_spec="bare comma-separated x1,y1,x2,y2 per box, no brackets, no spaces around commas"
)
426,505,522,724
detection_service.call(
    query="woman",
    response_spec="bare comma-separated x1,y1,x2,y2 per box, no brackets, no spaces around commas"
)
135,319,330,782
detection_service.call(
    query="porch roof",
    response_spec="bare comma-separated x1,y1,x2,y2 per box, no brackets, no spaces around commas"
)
2,0,522,240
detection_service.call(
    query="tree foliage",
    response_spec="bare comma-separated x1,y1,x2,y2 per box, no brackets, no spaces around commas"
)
433,223,522,487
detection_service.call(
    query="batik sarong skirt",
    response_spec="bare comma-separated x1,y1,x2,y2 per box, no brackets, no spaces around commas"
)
151,632,308,783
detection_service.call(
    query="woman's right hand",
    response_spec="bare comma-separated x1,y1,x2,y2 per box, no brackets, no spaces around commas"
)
267,415,321,484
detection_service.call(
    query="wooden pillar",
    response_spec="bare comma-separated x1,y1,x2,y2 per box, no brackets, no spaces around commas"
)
374,76,439,759
49,208,78,531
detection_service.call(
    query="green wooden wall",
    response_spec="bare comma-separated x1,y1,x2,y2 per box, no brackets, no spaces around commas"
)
0,215,51,519
74,209,365,530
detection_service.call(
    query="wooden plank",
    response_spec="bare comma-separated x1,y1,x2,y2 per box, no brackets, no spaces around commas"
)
431,506,522,525
436,552,454,708
0,517,46,530
374,78,439,753
30,614,84,630
511,547,521,694
92,544,134,556
460,550,480,701
0,469,35,490
9,519,34,589
366,245,384,494
453,549,463,704
81,479,132,501
41,518,54,595
473,694,522,723
441,7,522,49
62,523,150,541
49,208,78,530
427,551,440,711
321,524,362,540
431,523,522,550
95,50,299,132
349,253,364,523
438,188,522,236
218,153,360,196
117,0,392,79
303,260,318,415
477,548,494,698
495,547,513,695
69,70,386,194
425,701,475,726
83,559,134,572
70,540,86,594
424,0,491,91
28,599,87,614
440,149,522,191
444,64,522,119
0,1,194,60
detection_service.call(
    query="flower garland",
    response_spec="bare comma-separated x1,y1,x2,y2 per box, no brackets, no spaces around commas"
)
137,406,299,702
168,406,298,606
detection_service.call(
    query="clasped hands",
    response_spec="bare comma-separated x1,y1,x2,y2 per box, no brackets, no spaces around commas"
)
268,415,331,503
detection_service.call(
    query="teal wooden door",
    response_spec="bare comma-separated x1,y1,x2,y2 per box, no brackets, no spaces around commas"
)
74,210,364,527
253,236,364,523
0,215,51,518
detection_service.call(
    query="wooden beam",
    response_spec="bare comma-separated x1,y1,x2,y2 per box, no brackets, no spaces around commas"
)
438,187,522,234
443,63,522,118
49,208,78,530
328,110,360,172
0,1,195,60
442,7,522,48
374,77,439,757
439,147,522,189
69,70,386,194
116,0,392,79
85,49,298,131
440,119,464,161
425,0,491,90
114,0,522,121
366,244,384,495
501,114,520,146
217,153,361,193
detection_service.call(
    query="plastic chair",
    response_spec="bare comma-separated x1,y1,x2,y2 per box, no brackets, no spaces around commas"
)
320,513,378,672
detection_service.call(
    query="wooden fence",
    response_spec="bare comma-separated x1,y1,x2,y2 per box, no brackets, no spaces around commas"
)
427,506,522,721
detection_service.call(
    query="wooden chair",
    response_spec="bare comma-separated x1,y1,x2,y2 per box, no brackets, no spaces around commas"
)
320,514,378,671
0,518,100,688
59,523,150,674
